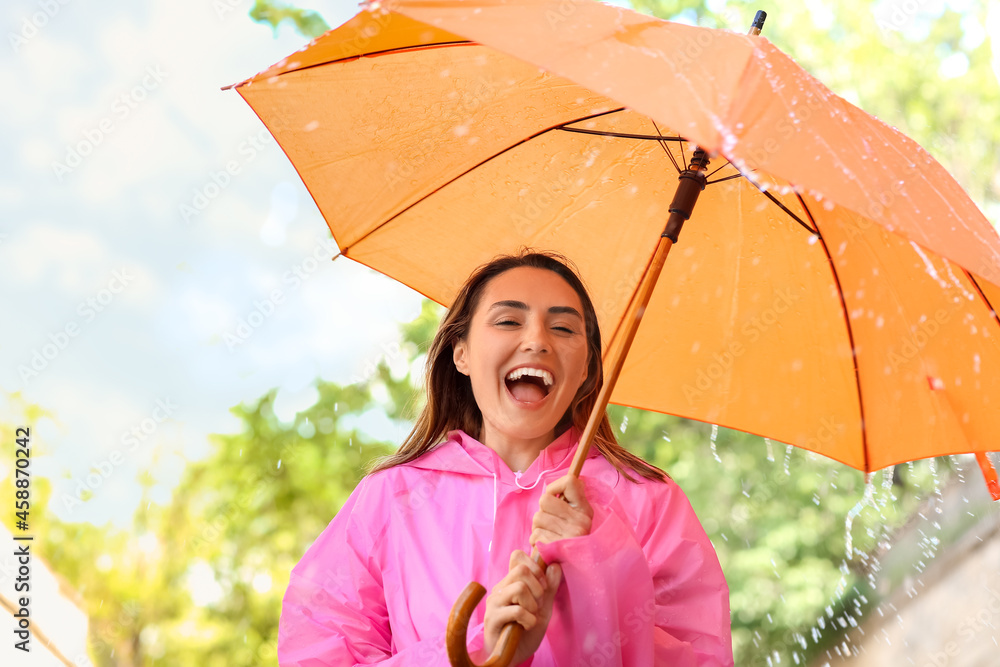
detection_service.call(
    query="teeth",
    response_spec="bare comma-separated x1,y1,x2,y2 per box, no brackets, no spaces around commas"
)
505,367,553,386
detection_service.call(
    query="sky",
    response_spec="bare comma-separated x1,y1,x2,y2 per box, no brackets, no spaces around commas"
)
0,0,424,526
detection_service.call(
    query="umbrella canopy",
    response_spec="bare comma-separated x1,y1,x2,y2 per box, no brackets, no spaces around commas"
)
230,0,1000,474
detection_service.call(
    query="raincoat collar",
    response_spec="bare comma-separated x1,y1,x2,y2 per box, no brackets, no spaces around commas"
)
406,425,595,485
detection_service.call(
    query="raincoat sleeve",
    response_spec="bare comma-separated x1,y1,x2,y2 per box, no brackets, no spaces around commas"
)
277,478,479,666
535,476,733,667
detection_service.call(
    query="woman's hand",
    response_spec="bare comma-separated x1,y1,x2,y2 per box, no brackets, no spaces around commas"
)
530,474,593,549
480,476,592,663
482,550,562,665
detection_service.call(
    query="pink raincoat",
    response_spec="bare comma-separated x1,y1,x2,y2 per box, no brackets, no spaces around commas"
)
278,427,733,666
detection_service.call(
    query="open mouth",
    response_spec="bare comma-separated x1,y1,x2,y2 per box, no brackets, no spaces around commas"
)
504,367,553,404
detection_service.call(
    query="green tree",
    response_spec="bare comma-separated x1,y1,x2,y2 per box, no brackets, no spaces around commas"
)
249,0,330,39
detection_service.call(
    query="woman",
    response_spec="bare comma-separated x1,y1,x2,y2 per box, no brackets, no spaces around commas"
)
278,250,733,666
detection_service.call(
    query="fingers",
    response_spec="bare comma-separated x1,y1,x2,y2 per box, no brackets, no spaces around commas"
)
530,475,593,547
484,552,564,664
494,552,549,612
507,551,547,592
508,549,547,579
485,551,551,644
488,603,540,632
542,475,593,517
544,563,562,599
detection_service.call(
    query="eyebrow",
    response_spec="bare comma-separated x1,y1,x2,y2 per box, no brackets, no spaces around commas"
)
486,300,583,320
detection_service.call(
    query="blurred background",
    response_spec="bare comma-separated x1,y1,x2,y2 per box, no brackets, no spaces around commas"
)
1,0,998,664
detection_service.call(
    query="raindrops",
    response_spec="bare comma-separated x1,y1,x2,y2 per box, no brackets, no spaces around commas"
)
844,476,875,559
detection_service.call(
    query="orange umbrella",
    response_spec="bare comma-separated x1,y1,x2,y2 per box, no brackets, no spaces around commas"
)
229,0,1000,662
231,0,1000,480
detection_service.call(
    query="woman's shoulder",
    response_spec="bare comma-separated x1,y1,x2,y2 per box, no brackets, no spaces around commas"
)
582,454,679,499
582,456,699,535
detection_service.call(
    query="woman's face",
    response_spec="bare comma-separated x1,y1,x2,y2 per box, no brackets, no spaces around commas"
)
453,266,591,449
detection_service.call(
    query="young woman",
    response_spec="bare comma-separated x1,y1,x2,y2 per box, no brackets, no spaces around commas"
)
278,251,733,666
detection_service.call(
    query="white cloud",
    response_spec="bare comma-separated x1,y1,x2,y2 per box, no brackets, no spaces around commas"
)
1,223,110,289
0,0,421,528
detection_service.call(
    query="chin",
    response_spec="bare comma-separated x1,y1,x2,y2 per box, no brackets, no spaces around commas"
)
501,418,559,442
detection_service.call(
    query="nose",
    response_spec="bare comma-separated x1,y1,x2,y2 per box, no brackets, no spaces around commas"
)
520,316,551,354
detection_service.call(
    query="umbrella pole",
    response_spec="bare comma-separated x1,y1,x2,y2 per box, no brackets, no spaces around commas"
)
568,147,711,477
446,149,712,667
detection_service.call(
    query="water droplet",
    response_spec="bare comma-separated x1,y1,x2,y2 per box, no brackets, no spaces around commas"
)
710,424,721,462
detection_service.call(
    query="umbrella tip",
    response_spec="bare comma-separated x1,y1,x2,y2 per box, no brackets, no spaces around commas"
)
749,10,767,36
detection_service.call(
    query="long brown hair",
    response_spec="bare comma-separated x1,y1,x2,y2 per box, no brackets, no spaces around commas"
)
368,249,666,483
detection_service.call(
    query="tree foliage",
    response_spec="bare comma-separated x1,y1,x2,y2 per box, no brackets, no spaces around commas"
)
249,0,330,39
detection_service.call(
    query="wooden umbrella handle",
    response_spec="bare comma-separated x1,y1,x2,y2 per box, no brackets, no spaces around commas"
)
446,550,547,666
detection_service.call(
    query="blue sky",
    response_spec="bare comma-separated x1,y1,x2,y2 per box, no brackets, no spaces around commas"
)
0,0,423,526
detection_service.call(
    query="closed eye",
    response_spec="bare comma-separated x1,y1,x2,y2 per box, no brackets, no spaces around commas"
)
495,319,576,333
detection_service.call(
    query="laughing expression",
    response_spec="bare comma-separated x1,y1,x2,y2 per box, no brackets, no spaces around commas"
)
452,266,590,452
